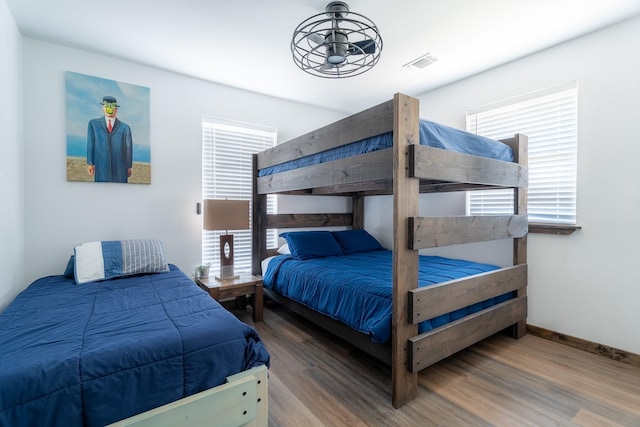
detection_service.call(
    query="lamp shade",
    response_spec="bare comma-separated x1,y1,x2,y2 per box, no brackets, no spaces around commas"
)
203,199,250,231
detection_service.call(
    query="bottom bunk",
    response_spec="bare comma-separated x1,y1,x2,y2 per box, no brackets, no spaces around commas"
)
261,230,527,394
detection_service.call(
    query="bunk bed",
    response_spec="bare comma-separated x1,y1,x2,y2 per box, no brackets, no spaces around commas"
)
251,93,528,408
0,240,270,426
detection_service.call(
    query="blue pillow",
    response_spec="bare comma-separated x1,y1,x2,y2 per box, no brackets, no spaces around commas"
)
279,231,344,260
63,255,75,278
332,229,385,254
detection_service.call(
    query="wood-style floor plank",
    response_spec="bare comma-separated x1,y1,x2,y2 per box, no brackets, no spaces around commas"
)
234,304,640,427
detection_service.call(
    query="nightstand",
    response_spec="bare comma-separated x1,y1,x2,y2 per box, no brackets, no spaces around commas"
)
196,274,263,322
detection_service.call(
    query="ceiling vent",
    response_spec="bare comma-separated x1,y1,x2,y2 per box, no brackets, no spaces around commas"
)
403,53,438,70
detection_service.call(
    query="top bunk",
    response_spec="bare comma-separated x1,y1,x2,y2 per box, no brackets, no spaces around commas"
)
254,93,527,196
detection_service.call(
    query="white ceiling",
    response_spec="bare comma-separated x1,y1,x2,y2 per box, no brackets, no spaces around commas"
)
7,0,640,114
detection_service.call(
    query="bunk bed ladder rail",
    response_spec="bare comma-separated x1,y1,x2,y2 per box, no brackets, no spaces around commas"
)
406,266,528,372
403,214,529,375
405,132,529,374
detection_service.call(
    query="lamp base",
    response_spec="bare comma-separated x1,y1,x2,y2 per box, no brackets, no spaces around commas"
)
218,234,237,281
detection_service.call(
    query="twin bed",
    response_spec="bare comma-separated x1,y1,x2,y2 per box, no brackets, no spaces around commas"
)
252,93,528,408
0,240,270,426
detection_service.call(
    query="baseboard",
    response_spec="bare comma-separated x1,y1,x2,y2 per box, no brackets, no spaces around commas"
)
527,325,640,368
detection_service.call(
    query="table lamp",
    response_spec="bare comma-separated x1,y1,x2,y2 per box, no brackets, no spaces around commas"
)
203,199,250,280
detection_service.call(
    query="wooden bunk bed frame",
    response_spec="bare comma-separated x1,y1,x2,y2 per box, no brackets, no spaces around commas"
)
251,93,528,408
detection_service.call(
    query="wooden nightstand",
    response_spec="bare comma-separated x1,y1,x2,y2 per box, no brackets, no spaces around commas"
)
196,274,263,322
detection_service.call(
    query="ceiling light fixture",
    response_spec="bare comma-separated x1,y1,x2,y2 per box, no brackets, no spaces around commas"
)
291,1,383,78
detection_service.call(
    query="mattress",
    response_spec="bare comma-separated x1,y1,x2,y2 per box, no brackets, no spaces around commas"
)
263,251,511,344
0,265,270,426
259,119,514,176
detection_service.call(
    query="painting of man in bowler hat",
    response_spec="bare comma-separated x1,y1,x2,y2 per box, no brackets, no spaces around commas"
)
65,71,150,184
86,96,133,183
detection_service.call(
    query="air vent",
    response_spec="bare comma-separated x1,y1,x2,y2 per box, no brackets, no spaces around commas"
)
403,53,438,70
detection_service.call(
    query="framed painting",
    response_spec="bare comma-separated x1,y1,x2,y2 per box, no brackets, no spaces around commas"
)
65,71,151,184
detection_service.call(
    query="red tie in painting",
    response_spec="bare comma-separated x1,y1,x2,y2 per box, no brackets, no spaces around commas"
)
108,119,113,133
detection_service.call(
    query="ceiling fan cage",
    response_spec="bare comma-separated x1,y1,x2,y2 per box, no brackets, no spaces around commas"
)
291,2,383,78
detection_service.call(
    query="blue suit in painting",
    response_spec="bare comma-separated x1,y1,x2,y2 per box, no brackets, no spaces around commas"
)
87,117,133,183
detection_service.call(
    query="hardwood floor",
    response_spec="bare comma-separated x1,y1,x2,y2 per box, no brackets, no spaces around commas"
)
234,303,640,427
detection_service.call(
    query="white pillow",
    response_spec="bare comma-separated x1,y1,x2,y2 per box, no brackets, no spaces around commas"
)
277,243,291,255
74,239,169,284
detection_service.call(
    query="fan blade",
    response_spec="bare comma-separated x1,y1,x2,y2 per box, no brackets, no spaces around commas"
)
306,33,326,45
349,39,376,55
319,62,335,71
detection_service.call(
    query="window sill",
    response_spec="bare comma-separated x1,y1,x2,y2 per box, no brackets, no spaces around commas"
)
528,223,581,235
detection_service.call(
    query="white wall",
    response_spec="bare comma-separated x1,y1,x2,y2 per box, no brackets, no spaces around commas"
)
18,39,344,299
0,0,25,311
412,16,640,354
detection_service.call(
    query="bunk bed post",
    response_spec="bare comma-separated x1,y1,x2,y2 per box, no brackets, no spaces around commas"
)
391,93,420,408
352,195,365,229
252,154,267,276
512,133,528,338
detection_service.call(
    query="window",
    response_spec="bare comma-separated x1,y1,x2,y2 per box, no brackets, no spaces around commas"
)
202,117,277,274
466,82,578,225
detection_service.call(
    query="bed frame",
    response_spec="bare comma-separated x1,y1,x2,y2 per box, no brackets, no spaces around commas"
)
107,365,268,427
251,93,528,408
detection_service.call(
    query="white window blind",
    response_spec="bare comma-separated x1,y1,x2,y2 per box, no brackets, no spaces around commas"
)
466,82,578,224
202,117,277,274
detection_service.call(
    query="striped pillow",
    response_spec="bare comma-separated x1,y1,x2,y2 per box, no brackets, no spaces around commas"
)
74,239,169,285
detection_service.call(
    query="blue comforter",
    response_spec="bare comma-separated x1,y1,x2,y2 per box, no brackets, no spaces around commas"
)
259,119,514,176
264,251,511,344
0,265,270,426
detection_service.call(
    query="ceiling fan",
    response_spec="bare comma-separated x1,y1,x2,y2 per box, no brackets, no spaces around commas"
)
291,1,383,78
